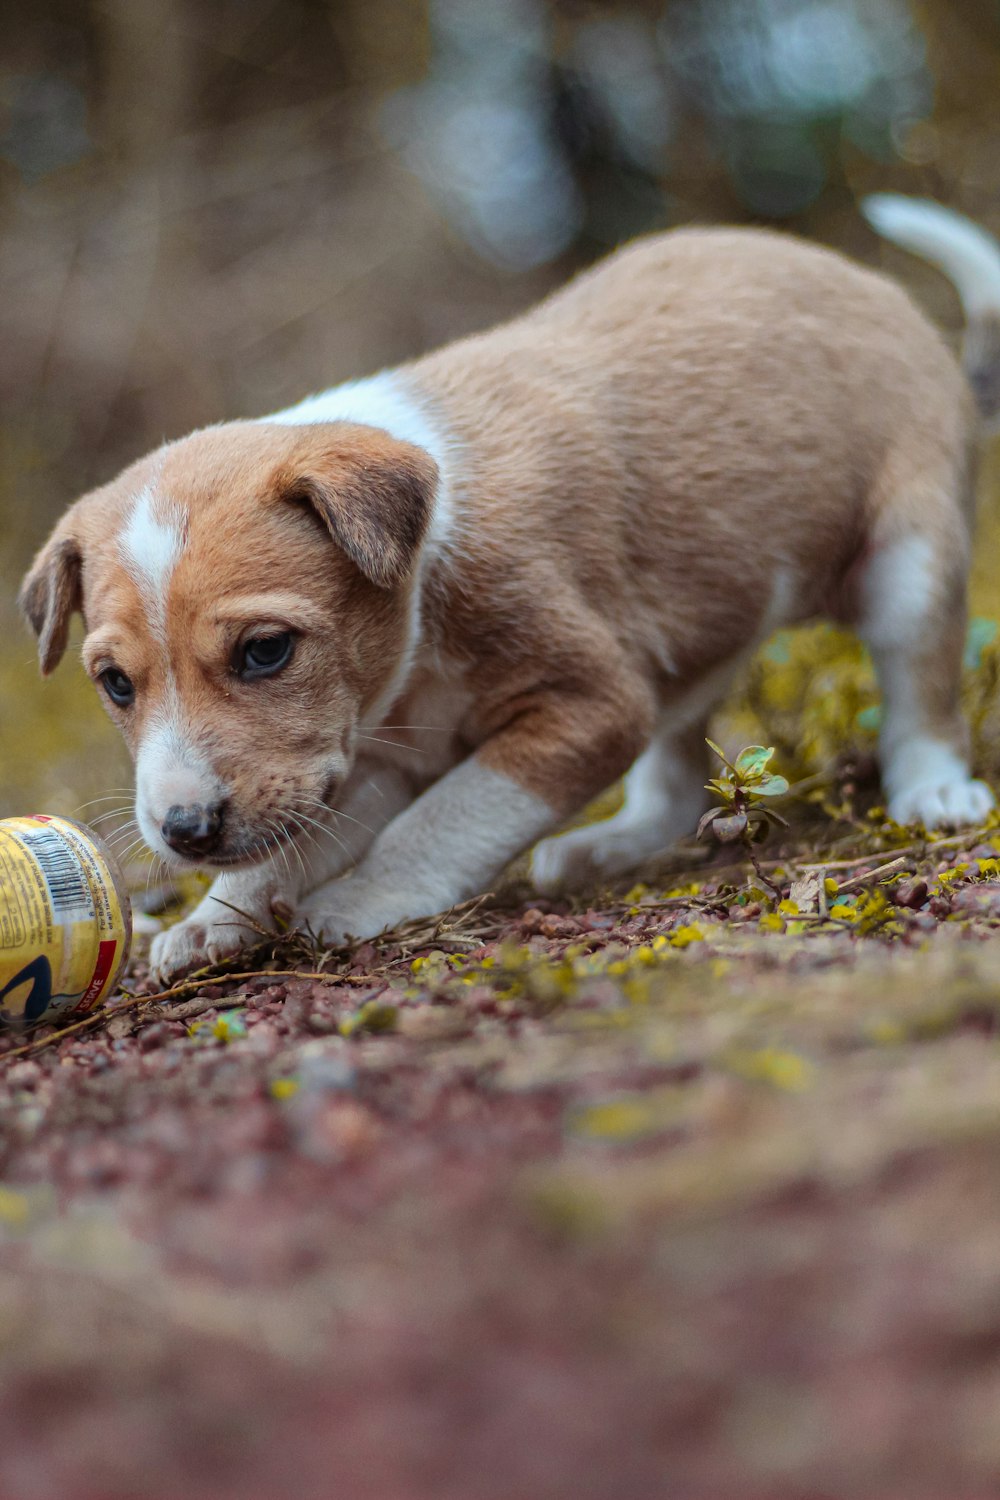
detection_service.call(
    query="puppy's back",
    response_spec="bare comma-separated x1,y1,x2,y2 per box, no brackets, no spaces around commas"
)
412,226,970,658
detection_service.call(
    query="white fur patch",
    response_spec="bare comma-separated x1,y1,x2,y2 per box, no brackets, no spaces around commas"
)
135,706,224,863
856,534,994,828
859,536,936,650
120,486,186,640
298,761,554,943
767,566,799,629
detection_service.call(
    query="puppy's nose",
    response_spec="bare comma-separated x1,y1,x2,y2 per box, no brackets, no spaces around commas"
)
161,801,224,858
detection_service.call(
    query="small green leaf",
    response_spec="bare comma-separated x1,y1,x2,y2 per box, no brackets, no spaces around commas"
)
753,773,789,797
706,777,737,802
705,738,735,772
734,746,774,779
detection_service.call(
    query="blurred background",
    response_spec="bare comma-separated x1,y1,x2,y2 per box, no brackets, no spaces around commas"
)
2,0,999,823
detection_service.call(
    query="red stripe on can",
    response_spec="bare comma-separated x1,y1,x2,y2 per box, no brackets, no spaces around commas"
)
78,939,118,1012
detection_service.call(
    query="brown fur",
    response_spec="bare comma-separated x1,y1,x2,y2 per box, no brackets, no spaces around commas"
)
19,224,988,862
401,228,977,807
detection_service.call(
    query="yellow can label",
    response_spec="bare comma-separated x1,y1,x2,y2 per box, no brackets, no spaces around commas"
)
0,816,131,1028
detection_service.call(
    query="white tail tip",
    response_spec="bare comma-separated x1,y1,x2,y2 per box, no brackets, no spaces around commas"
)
861,193,1000,320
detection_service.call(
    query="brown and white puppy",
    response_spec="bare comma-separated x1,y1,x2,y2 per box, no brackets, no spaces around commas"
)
20,195,1000,977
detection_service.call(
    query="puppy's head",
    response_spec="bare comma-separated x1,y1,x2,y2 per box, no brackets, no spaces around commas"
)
19,421,437,868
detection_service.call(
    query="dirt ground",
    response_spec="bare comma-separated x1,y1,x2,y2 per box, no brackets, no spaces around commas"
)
5,821,1000,1500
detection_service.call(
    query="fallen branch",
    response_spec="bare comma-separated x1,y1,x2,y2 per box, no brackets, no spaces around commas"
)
833,856,910,894
799,822,994,871
1,967,383,1065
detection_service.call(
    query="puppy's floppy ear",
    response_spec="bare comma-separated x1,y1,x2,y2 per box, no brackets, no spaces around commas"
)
278,434,438,589
19,534,83,675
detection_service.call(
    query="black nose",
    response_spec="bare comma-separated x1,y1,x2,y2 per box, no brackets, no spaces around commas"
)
161,802,224,858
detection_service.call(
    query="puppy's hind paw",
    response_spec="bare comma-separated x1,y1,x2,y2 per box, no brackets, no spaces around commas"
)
888,776,995,831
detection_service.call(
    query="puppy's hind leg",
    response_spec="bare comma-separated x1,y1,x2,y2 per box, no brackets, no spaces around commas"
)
531,719,710,893
860,525,994,829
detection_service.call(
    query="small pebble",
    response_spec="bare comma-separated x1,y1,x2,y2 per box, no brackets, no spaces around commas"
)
538,915,581,940
398,1005,473,1042
894,878,929,910
296,1044,357,1094
306,1010,340,1035
138,1022,188,1053
7,1061,42,1090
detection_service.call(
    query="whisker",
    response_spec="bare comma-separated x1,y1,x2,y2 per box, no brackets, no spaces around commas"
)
295,810,348,850
299,793,376,839
277,821,296,888
291,805,355,863
95,826,139,850
292,832,310,886
104,814,139,837
144,853,167,906
73,791,136,815
106,826,142,852
261,819,283,883
265,816,294,889
108,827,143,853
89,808,135,827
111,837,150,869
285,808,316,852
357,734,427,755
333,806,378,836
282,813,310,885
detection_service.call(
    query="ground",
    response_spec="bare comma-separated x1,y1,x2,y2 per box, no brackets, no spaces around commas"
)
5,794,1000,1499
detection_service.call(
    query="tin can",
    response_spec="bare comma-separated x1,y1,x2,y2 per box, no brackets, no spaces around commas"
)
0,816,132,1029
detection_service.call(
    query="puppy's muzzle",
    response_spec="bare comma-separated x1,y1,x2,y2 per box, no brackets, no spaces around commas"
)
161,801,225,859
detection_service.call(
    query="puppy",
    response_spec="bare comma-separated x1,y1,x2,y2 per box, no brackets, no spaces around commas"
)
20,196,1000,977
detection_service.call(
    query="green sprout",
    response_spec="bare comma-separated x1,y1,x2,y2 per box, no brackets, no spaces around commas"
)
698,742,790,900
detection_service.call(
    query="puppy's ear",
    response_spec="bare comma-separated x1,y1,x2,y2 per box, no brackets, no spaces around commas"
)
18,534,83,675
279,435,438,589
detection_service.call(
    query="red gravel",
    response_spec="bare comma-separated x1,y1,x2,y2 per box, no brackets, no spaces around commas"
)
4,890,1000,1499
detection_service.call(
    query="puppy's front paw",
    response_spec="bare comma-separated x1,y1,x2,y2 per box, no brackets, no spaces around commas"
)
296,877,416,948
149,915,249,983
532,825,640,893
888,776,994,830
148,888,290,982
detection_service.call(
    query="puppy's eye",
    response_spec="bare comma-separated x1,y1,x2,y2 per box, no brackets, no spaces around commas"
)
100,667,135,708
237,631,295,680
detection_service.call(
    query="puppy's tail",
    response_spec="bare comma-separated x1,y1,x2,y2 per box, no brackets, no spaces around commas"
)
862,193,1000,427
